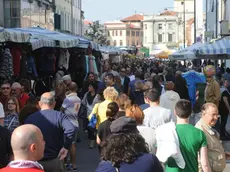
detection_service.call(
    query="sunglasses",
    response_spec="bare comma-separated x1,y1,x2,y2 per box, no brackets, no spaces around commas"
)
1,87,10,90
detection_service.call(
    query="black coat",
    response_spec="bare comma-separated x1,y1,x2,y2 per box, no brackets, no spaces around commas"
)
123,76,130,94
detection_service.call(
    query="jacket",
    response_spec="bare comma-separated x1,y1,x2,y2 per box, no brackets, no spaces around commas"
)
155,122,185,169
205,79,221,107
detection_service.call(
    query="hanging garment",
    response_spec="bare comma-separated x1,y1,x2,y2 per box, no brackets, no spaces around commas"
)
58,49,70,70
0,49,13,79
10,47,21,76
27,56,38,77
85,55,99,75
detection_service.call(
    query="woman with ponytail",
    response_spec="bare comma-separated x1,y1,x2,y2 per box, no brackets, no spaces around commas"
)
96,102,119,146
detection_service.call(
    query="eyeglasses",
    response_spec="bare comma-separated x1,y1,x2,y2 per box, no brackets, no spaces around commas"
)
1,87,10,90
8,102,15,105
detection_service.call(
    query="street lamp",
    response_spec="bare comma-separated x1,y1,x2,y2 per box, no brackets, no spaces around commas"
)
181,0,186,48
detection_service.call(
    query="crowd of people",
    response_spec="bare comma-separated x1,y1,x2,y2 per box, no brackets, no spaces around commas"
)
0,58,230,172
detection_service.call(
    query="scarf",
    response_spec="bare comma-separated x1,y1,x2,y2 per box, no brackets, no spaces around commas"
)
220,86,230,95
8,160,44,170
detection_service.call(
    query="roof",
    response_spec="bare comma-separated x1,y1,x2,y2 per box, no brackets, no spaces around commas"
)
84,20,92,25
121,14,144,21
160,10,177,16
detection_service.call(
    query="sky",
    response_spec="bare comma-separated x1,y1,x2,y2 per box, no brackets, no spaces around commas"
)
82,0,173,22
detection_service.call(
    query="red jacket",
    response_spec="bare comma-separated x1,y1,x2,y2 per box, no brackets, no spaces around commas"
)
0,167,44,172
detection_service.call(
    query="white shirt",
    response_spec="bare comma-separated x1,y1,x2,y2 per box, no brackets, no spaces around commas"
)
137,125,156,154
143,106,172,130
62,93,81,127
0,102,5,119
160,91,180,122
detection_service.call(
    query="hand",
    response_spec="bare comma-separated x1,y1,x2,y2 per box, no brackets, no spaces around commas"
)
225,151,230,160
58,147,68,160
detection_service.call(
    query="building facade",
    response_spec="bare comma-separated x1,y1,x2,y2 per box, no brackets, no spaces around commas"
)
105,14,143,47
55,0,83,35
0,0,54,30
143,11,179,52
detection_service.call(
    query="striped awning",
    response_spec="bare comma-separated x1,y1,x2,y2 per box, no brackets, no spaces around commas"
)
7,27,79,48
0,28,30,43
30,38,56,50
198,38,230,55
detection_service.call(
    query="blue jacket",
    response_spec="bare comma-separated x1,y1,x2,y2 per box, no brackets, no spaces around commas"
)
25,109,76,160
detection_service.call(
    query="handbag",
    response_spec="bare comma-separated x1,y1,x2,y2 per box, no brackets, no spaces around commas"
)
78,104,87,119
88,103,100,129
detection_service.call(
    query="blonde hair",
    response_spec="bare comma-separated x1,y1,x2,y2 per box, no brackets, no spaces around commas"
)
103,87,119,101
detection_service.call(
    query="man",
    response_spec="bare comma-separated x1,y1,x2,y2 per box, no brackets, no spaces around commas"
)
0,81,11,108
119,67,130,94
100,63,119,81
0,126,12,169
126,66,135,81
61,82,81,171
24,92,76,172
0,124,44,172
196,103,227,172
104,73,120,93
143,88,172,130
204,65,221,107
19,79,35,98
166,99,211,172
11,82,29,109
128,71,143,97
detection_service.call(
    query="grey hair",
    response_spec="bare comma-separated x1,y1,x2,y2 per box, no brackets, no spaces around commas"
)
40,93,55,106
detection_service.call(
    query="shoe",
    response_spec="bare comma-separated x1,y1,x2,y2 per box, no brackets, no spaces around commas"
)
89,140,95,149
72,167,78,172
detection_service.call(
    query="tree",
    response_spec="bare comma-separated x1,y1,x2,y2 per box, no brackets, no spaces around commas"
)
85,21,107,45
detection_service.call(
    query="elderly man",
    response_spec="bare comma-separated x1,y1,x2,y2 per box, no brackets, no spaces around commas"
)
24,92,76,172
195,103,227,172
11,82,29,109
0,124,45,172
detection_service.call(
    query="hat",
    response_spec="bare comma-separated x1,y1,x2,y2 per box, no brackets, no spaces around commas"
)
110,116,138,134
62,75,71,81
11,82,22,89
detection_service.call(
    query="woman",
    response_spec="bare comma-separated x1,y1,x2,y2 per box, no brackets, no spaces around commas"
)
81,82,100,131
96,116,163,172
88,87,118,148
116,94,131,118
81,72,99,97
126,105,156,154
219,79,230,139
54,82,66,111
97,102,119,145
4,97,20,133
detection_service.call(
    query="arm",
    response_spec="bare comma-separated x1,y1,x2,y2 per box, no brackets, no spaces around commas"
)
96,135,101,145
223,96,230,112
200,146,211,172
213,82,221,106
0,118,4,126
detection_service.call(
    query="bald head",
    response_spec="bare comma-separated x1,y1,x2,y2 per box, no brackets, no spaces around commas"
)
11,124,45,161
39,92,55,109
68,82,78,92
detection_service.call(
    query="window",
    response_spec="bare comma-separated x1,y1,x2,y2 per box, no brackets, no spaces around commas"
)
136,31,139,37
120,40,123,46
127,39,130,46
158,34,162,43
112,31,114,36
120,31,122,36
158,24,163,29
114,40,117,46
136,40,139,45
145,37,147,43
107,40,110,45
168,34,173,42
108,31,110,36
115,31,118,36
132,31,135,36
144,24,147,29
127,30,130,36
168,23,173,30
132,40,135,46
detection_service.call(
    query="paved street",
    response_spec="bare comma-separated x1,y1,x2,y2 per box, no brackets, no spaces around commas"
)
76,133,100,172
